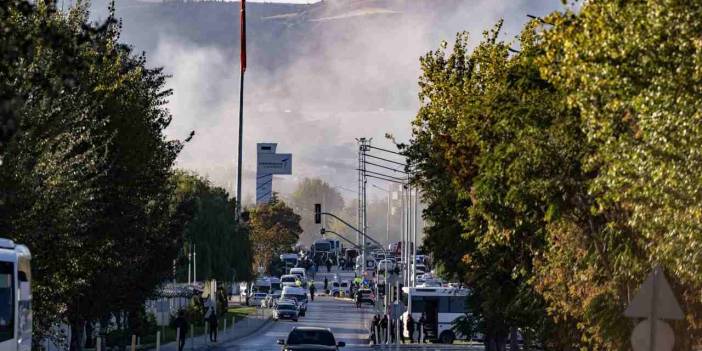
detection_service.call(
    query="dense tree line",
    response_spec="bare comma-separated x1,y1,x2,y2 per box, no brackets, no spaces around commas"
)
0,2,251,350
407,1,702,350
171,171,253,283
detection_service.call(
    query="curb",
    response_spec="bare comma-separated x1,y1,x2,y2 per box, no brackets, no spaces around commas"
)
211,315,273,348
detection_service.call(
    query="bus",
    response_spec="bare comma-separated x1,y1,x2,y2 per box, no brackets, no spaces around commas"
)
401,287,470,344
280,253,299,269
310,240,333,265
0,239,31,351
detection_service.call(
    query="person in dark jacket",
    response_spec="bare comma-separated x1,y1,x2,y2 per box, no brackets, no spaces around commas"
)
324,277,329,292
380,315,388,343
207,308,218,342
406,314,415,343
309,283,316,301
174,310,188,351
418,313,426,344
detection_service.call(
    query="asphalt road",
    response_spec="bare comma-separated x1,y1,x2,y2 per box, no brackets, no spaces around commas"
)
220,270,373,351
219,269,485,351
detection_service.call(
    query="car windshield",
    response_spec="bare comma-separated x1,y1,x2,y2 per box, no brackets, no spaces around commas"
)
277,304,296,311
287,330,336,346
281,276,296,282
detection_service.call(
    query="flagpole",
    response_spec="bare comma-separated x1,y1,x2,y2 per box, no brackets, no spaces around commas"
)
236,0,246,221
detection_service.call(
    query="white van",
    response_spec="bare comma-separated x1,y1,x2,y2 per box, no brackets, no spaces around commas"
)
289,267,307,283
280,274,299,287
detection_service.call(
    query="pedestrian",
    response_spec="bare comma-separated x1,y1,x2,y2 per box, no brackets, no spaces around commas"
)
380,315,388,343
390,319,396,343
309,282,316,302
323,277,329,292
407,313,415,343
370,314,380,344
399,316,406,344
206,307,218,342
418,313,426,344
355,290,362,308
326,259,332,273
174,310,188,351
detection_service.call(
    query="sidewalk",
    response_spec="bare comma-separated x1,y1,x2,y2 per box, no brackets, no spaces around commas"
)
157,309,272,351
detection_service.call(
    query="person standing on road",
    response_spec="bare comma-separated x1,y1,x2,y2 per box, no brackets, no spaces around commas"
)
309,282,316,301
380,315,388,343
174,310,188,351
326,259,332,273
406,313,415,343
323,277,328,292
355,290,362,308
206,308,218,342
418,313,426,344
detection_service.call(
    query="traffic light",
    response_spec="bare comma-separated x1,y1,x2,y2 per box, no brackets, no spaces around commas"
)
314,203,321,224
320,228,326,235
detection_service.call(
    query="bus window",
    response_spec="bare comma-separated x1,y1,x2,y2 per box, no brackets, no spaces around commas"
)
0,262,14,343
449,296,466,313
411,296,425,313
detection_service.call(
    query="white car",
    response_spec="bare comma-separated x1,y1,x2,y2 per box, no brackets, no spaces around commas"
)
249,292,268,307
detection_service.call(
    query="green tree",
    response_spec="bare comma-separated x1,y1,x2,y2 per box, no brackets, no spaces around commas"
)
0,2,188,348
171,171,253,283
406,22,588,349
535,1,702,348
248,198,302,273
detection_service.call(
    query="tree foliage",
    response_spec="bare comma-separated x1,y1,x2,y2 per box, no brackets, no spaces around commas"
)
407,1,702,350
0,1,190,348
248,198,303,274
171,171,253,283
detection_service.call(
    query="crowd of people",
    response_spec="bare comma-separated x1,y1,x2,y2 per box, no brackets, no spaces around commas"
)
368,312,429,344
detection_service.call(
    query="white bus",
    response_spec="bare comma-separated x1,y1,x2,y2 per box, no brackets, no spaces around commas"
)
401,287,471,344
0,239,31,351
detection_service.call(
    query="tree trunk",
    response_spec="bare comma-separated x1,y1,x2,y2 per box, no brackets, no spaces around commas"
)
509,327,520,351
69,321,85,351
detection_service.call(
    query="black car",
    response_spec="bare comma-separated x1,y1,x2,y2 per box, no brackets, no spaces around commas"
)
277,327,345,351
358,289,375,305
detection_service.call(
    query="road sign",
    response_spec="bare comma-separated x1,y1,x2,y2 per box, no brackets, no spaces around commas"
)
391,301,406,319
631,319,675,351
257,153,292,174
624,266,683,320
625,265,683,351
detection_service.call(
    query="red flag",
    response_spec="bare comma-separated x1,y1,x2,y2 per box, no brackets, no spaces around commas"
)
240,0,247,73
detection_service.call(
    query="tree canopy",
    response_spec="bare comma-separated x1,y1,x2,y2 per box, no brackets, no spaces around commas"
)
407,1,702,349
0,1,189,348
248,198,303,274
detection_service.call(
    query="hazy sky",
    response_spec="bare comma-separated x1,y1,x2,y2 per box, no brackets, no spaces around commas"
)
104,0,569,204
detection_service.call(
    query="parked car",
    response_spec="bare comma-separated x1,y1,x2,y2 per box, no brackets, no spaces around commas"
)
273,302,299,322
277,327,345,350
